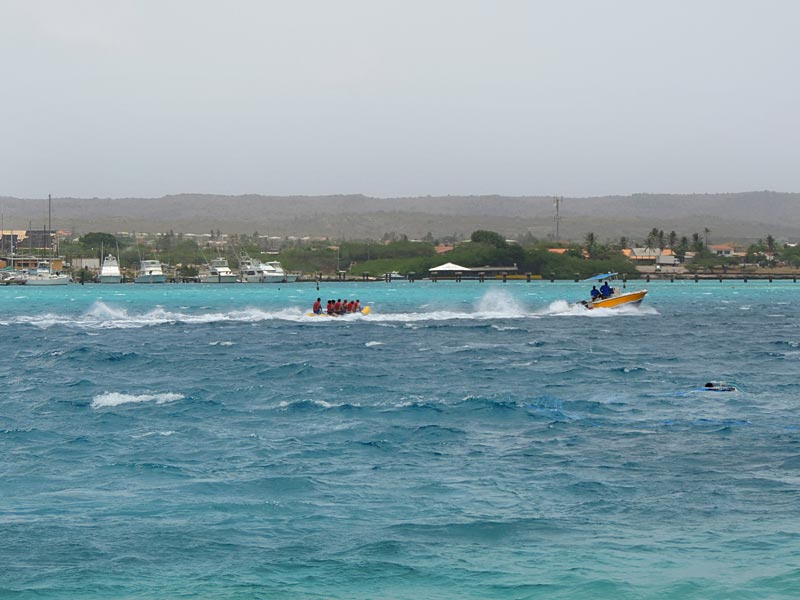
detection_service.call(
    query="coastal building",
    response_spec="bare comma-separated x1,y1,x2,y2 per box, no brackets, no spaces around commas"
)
428,262,518,279
709,244,735,257
623,247,679,266
0,256,64,271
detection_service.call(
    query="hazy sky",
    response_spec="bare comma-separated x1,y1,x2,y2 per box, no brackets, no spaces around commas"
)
2,0,798,198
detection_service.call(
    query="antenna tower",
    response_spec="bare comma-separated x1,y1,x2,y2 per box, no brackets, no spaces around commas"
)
553,196,563,241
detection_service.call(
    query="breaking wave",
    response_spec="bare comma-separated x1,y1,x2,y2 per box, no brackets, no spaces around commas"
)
91,392,185,408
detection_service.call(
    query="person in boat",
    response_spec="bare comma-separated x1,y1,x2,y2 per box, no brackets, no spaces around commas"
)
600,281,613,298
354,299,361,312
334,299,343,315
590,285,600,301
312,298,322,315
347,300,355,313
327,300,335,315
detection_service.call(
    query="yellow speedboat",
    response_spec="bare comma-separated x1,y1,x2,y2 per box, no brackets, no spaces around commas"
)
579,273,647,310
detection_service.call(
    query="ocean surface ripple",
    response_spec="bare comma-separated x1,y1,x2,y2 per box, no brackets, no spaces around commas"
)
1,281,798,599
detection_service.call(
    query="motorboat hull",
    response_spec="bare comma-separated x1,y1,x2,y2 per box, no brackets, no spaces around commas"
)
200,274,239,283
98,275,123,284
25,274,70,286
584,289,647,310
241,273,285,283
134,274,167,284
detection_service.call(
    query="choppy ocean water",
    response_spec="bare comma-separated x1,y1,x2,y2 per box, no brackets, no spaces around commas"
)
1,280,798,599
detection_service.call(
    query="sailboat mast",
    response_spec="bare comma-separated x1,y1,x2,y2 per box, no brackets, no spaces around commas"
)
48,194,52,260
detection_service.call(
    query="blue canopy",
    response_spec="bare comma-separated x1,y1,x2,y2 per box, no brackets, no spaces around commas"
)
582,272,618,282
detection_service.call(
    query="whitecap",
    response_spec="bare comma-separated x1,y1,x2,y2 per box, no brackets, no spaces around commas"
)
92,392,184,408
131,430,178,438
365,341,384,347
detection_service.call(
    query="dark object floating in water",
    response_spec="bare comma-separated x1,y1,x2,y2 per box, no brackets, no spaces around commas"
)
701,382,737,392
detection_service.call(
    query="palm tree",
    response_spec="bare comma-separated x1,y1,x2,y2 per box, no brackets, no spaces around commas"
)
703,227,711,247
584,231,597,258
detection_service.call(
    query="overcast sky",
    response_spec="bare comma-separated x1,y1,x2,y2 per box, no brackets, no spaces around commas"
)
1,0,798,199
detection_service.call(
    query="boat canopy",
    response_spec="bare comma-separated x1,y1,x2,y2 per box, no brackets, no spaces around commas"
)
582,272,618,282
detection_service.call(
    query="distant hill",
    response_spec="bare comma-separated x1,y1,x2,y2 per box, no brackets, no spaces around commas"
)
0,191,797,243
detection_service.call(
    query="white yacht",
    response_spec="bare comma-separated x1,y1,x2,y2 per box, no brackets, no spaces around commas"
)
238,253,284,283
264,261,300,283
24,262,69,286
99,254,123,284
200,257,238,283
134,259,167,284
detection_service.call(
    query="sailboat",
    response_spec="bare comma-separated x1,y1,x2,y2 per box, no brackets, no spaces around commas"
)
24,195,69,286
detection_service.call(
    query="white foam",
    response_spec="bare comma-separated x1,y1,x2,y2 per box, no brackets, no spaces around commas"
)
365,341,384,347
474,288,527,317
535,300,658,317
9,291,658,330
92,392,184,408
131,430,177,438
14,301,312,330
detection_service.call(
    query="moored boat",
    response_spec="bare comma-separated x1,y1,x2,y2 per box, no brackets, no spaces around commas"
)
200,257,239,283
264,261,299,283
99,254,123,284
135,259,167,284
238,253,284,283
1,268,27,285
24,262,69,286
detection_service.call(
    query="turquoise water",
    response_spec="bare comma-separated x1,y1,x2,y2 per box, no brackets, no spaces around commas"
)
1,281,798,599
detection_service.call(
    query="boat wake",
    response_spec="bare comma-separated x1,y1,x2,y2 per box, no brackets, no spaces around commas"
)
7,301,313,329
3,292,657,330
535,300,658,317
